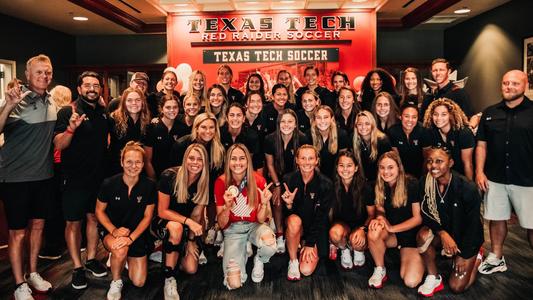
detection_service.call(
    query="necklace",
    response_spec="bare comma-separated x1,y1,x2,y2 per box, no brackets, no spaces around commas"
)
436,174,452,204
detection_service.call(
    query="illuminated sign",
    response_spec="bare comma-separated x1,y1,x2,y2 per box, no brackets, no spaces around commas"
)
203,48,339,63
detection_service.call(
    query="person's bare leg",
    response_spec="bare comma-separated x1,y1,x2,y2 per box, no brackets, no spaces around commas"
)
285,215,302,261
86,213,99,261
28,219,45,273
273,202,283,235
489,220,507,258
65,221,82,268
8,229,26,284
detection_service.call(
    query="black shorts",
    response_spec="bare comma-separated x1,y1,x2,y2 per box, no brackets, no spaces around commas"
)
0,179,53,230
395,228,419,249
62,184,98,221
99,228,151,258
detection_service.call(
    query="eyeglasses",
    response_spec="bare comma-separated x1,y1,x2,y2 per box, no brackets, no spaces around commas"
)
82,84,101,89
124,160,143,167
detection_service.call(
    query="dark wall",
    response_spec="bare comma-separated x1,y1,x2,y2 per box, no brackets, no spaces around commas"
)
0,13,75,85
378,28,444,65
75,34,167,65
444,0,533,112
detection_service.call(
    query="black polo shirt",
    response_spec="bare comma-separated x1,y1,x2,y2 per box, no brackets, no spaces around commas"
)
421,82,473,117
108,116,144,176
476,97,533,186
227,87,244,105
142,118,190,179
332,182,374,229
98,174,156,231
219,125,262,169
383,177,419,235
264,132,308,177
158,168,199,217
246,112,269,140
336,108,357,136
175,115,193,136
296,109,312,133
387,123,428,178
305,128,350,179
55,98,109,186
283,170,333,248
262,102,296,135
358,136,392,182
424,126,475,177
295,85,335,110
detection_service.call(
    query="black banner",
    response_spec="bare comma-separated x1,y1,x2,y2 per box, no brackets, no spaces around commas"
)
203,48,339,64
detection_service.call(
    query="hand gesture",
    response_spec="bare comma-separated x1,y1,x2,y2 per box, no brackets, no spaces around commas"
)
440,231,460,256
282,183,298,206
68,105,86,131
5,85,31,108
151,117,160,124
259,182,273,204
223,190,235,209
186,219,203,236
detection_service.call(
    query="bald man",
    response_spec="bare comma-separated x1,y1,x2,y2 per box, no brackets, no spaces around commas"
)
475,70,533,275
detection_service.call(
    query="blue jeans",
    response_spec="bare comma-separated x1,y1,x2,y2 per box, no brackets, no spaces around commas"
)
222,221,276,285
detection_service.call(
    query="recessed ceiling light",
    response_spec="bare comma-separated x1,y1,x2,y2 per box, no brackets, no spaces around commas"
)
73,16,88,21
352,0,367,2
246,1,259,4
454,7,471,14
174,3,188,7
280,0,295,3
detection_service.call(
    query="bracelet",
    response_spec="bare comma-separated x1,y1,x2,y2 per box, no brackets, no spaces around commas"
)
183,217,189,225
65,127,75,135
128,236,133,242
274,182,281,187
111,229,117,238
187,236,195,242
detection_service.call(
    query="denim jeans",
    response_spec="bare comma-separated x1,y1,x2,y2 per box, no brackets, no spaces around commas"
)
222,221,276,284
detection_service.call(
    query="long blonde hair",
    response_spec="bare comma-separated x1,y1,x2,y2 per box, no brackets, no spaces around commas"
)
374,151,408,208
223,144,258,208
185,70,208,109
50,85,72,108
110,87,150,138
172,143,209,206
353,111,385,161
422,98,468,130
311,105,338,154
191,112,225,169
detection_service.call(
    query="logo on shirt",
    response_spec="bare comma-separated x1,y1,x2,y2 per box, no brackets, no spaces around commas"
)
398,141,404,145
413,140,419,146
310,193,315,200
231,193,252,218
114,196,121,201
173,135,179,141
136,196,143,203
256,124,262,130
157,136,163,140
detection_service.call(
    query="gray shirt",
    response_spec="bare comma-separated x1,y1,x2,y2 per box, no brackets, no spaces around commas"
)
0,86,57,182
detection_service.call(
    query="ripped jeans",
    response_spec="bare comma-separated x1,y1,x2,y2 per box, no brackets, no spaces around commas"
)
222,221,276,286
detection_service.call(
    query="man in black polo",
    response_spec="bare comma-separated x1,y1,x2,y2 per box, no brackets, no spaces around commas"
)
54,71,109,289
476,70,533,274
217,64,244,105
421,58,474,118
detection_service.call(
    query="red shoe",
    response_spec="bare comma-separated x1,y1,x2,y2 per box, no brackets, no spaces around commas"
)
418,275,444,297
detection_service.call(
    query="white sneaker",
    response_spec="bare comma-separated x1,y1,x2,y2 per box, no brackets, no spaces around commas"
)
164,277,180,300
217,241,224,258
149,250,163,263
478,252,508,274
287,259,301,281
246,241,253,258
198,250,207,265
418,274,443,297
205,228,216,245
106,279,123,300
214,230,224,246
340,249,353,269
14,282,34,300
276,236,285,254
368,266,387,288
25,272,52,292
353,250,365,267
251,255,264,283
106,253,128,270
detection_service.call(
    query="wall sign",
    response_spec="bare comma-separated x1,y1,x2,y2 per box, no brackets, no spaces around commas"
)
203,48,339,63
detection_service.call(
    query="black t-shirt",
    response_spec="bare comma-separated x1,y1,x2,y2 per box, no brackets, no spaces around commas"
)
383,177,419,228
107,116,144,176
158,168,198,217
296,109,312,133
335,107,357,136
219,125,262,169
264,132,308,177
146,91,181,119
227,87,245,105
306,128,350,179
55,98,109,186
295,85,335,110
262,102,296,135
175,115,193,136
420,82,473,118
387,123,429,178
332,182,374,228
142,118,190,179
98,174,156,231
424,126,475,176
358,136,392,182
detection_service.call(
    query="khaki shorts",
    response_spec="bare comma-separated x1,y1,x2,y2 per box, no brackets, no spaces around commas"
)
483,180,533,229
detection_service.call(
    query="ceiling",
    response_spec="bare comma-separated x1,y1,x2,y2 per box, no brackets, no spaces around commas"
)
0,0,510,35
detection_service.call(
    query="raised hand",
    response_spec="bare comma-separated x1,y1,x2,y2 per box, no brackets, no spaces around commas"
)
5,85,31,107
258,182,273,204
281,183,298,206
223,190,235,209
68,105,86,131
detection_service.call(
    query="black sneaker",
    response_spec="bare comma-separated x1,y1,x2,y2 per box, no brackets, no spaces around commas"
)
85,259,108,277
38,247,63,260
71,268,88,290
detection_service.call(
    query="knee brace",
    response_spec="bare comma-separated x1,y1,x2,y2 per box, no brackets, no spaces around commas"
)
163,239,182,254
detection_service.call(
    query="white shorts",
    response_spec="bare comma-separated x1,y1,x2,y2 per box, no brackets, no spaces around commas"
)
483,180,533,229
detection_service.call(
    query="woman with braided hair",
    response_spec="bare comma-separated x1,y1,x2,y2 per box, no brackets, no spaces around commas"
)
416,146,483,297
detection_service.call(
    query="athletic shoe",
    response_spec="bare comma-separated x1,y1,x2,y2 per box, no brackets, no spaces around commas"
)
106,279,123,300
214,230,224,246
353,250,366,267
478,252,508,274
477,247,484,262
14,282,34,300
276,236,286,254
368,266,387,288
25,272,52,293
164,277,180,300
246,241,253,258
418,274,443,297
340,248,353,270
85,259,108,277
198,251,208,265
217,242,224,258
38,247,63,260
205,228,216,245
329,244,337,260
106,253,128,270
149,250,163,263
71,268,88,290
251,255,264,283
287,259,301,281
